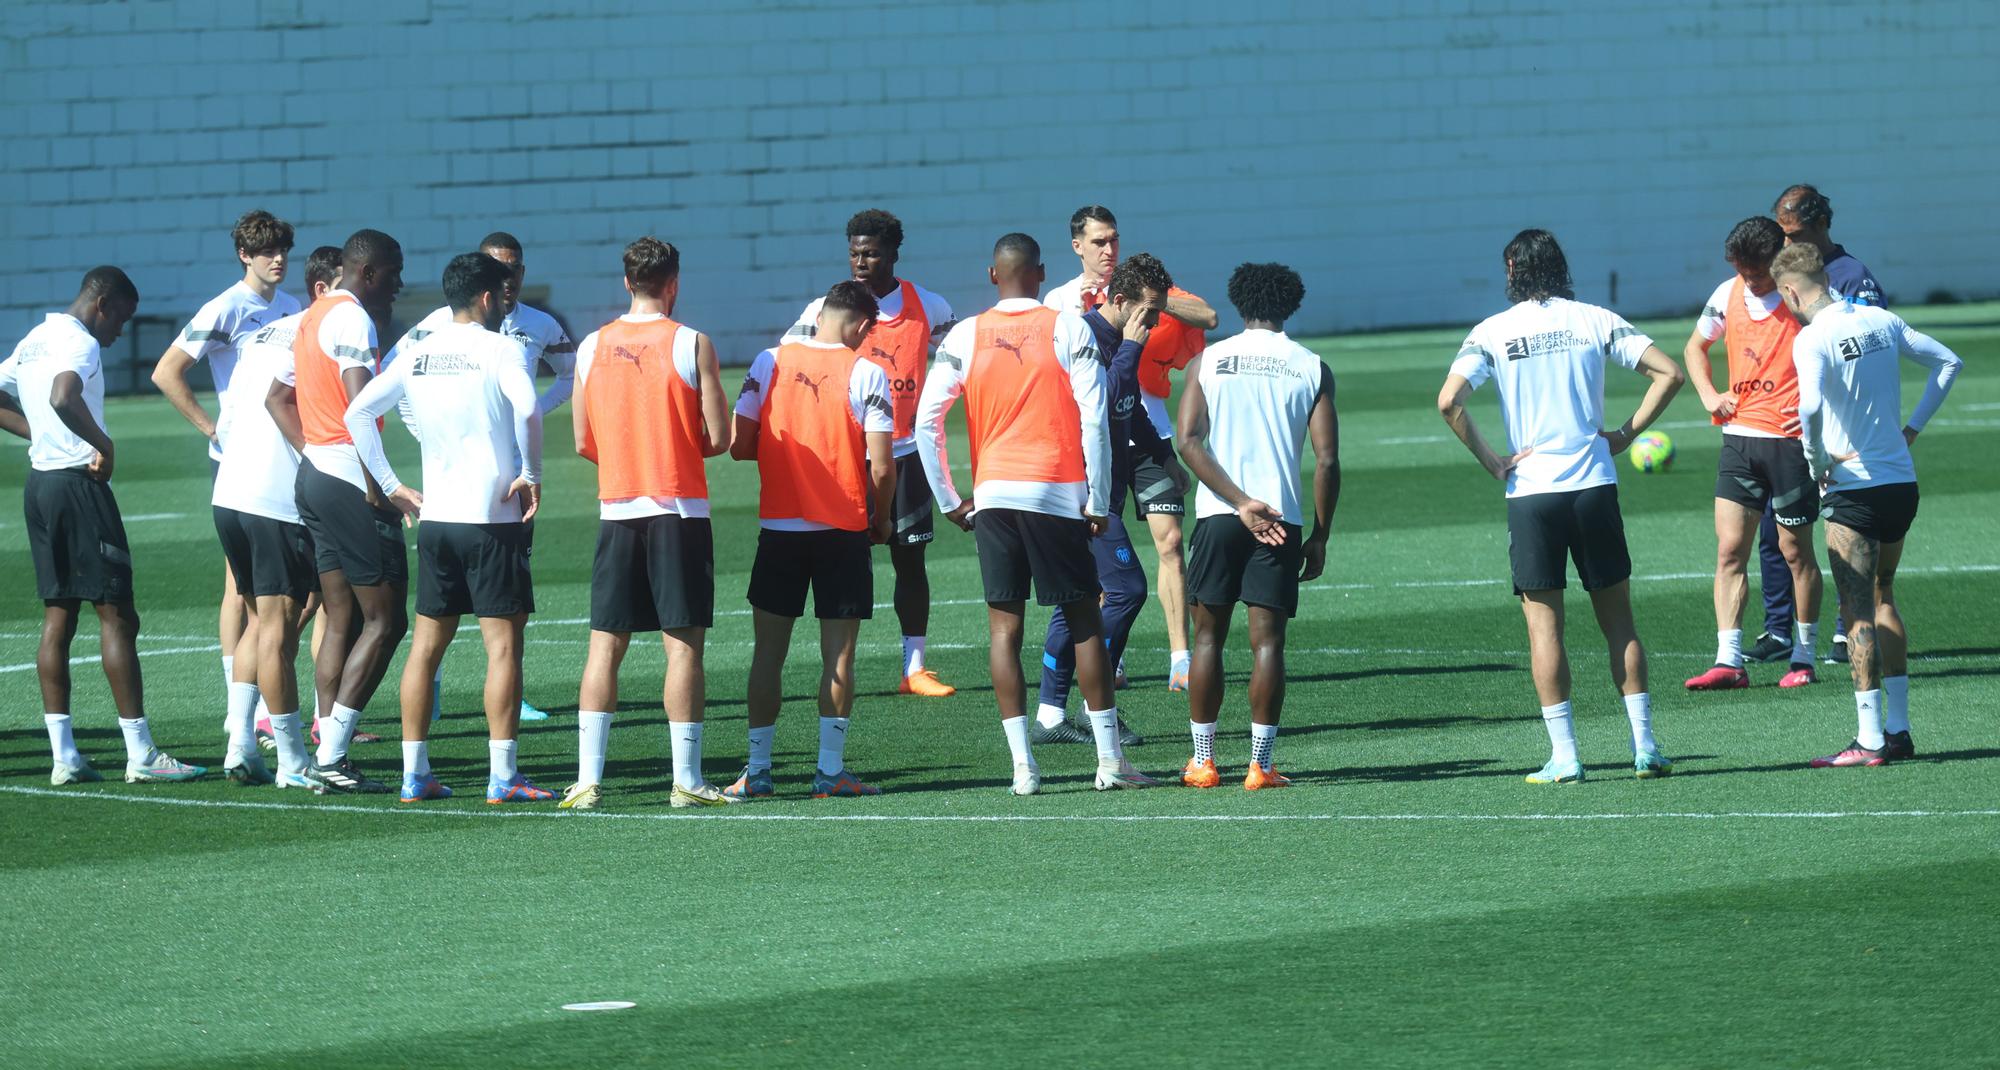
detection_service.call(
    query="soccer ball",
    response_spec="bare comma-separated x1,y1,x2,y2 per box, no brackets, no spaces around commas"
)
1629,431,1675,473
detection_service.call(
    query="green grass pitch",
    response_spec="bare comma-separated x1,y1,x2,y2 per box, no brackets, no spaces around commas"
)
3,305,1997,1068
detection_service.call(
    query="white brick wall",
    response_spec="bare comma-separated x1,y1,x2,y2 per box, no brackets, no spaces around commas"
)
3,0,1995,373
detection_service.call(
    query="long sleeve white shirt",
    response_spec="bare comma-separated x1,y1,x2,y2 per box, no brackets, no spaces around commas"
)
1792,299,1961,489
345,320,542,524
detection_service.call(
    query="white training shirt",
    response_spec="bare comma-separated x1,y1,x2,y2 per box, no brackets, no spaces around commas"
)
733,340,895,531
783,280,955,458
1694,276,1787,440
289,289,381,492
385,302,575,424
1192,329,1327,527
1449,298,1655,499
212,311,306,522
0,313,108,472
574,313,712,521
1792,299,1962,490
1041,271,1105,318
345,320,542,525
916,297,1110,520
174,282,302,461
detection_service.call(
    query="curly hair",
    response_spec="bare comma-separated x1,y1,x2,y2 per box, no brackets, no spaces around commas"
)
1503,229,1573,304
1724,216,1785,267
232,209,294,256
1108,252,1172,304
846,209,904,251
1226,262,1305,324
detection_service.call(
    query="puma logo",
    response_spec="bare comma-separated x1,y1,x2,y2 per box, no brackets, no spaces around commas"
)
794,370,828,401
869,343,904,370
612,344,646,365
992,334,1028,364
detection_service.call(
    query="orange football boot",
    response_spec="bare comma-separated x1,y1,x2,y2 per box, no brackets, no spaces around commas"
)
900,669,956,697
1243,764,1292,790
1181,757,1221,788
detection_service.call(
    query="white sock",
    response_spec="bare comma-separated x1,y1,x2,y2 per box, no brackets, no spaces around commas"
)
315,702,363,765
402,740,430,779
1883,675,1910,734
1541,702,1578,764
270,711,308,775
1086,706,1122,765
577,710,613,786
817,716,849,776
1249,721,1278,771
1794,623,1819,665
220,654,235,732
1190,720,1215,764
254,695,270,725
490,738,519,783
747,725,776,772
225,681,260,761
1171,649,1190,675
1623,692,1656,752
1001,715,1034,769
1036,702,1068,729
902,636,926,676
1855,689,1885,750
44,712,83,767
671,720,704,789
118,715,156,764
1716,629,1744,669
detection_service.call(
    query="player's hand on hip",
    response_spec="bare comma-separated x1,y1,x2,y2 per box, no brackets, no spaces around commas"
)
507,477,540,522
1598,424,1634,454
1902,426,1919,446
1486,446,1532,482
86,448,113,482
1300,535,1327,582
944,500,976,532
1706,392,1738,421
1086,513,1108,538
387,486,424,524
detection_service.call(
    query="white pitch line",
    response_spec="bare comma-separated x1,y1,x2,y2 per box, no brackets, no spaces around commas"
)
122,512,190,523
0,643,222,674
1,786,1995,824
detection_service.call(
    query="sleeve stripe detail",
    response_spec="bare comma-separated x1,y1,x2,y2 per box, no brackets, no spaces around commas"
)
331,345,372,361
1456,345,1495,364
183,329,224,342
1606,327,1637,342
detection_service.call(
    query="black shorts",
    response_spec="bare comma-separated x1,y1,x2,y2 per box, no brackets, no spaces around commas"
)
1129,438,1190,519
1715,434,1818,527
1186,515,1305,617
1822,482,1920,545
23,468,133,604
1506,484,1633,595
213,506,316,601
590,513,714,632
748,528,874,619
294,460,407,588
416,521,534,618
973,507,1099,607
868,453,933,546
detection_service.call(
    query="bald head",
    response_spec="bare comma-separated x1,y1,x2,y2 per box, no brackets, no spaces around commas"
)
989,232,1045,299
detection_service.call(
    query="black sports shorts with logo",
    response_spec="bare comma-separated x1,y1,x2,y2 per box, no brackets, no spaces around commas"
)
1186,515,1305,617
747,527,874,620
1715,434,1818,528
